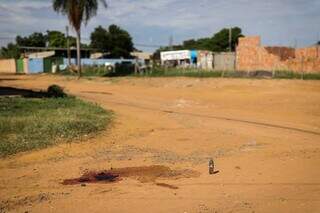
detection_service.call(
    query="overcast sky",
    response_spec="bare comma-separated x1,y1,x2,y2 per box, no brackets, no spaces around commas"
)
0,0,319,51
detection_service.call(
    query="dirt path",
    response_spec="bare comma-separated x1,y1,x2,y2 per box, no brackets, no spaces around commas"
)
0,74,320,213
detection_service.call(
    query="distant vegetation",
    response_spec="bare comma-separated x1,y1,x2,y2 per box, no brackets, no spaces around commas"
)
0,24,134,60
0,86,112,157
90,25,134,58
0,31,79,59
153,27,244,59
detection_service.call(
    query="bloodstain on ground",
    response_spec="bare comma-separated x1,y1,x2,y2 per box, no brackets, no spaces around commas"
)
62,165,199,189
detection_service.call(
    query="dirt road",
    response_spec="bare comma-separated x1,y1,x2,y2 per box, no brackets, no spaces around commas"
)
0,74,320,212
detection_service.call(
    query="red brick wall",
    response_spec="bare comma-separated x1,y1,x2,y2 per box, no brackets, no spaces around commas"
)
236,36,320,73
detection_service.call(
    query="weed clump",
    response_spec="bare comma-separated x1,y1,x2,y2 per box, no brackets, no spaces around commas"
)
47,84,67,98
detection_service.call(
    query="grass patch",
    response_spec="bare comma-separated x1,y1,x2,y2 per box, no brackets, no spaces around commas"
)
0,96,112,157
133,67,223,78
58,66,109,77
274,71,302,79
55,66,320,80
134,68,320,80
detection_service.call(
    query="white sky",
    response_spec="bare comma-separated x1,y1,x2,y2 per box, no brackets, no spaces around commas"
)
0,0,319,51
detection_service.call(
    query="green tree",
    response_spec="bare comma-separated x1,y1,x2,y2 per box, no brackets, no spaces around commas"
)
16,32,47,47
47,31,65,47
0,43,20,59
211,27,243,52
52,0,107,77
108,25,134,58
155,27,244,53
90,25,134,58
90,25,110,52
47,30,76,47
0,32,47,59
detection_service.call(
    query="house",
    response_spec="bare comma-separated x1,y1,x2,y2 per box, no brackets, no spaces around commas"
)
131,51,152,66
160,50,197,67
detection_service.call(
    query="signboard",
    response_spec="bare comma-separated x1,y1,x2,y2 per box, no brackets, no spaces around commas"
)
160,50,191,61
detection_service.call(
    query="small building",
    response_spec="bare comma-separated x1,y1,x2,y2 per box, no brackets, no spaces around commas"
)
131,51,152,66
160,49,236,71
160,50,197,67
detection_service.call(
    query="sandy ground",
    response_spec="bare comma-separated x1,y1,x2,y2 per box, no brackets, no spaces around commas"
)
0,74,320,213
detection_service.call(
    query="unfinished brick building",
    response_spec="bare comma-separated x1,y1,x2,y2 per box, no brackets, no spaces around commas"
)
236,36,320,73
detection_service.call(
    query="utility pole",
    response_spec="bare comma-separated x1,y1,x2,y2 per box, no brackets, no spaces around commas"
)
229,28,232,52
66,25,71,66
317,32,319,58
169,35,173,51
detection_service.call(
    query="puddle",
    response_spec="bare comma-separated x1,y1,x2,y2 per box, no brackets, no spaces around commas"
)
62,165,199,189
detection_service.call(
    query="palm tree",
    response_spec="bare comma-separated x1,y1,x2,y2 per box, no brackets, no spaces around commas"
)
52,0,107,77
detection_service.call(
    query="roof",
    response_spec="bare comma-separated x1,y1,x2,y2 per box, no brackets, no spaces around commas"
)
131,52,152,60
27,51,55,58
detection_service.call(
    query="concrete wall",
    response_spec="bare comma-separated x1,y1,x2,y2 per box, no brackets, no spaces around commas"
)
236,36,320,73
0,59,16,74
197,51,213,70
213,52,236,71
197,51,236,71
23,58,29,74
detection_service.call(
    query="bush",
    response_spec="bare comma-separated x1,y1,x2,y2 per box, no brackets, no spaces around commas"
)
106,63,135,77
47,84,67,98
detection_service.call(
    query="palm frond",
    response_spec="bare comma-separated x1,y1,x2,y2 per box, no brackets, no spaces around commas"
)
52,0,108,30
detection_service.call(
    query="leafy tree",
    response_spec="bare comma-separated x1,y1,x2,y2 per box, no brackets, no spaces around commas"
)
0,32,47,59
47,30,76,47
0,43,20,59
90,24,134,58
211,27,243,52
108,25,134,58
52,0,107,77
47,31,65,47
0,30,78,59
90,26,110,51
16,32,47,47
155,27,244,53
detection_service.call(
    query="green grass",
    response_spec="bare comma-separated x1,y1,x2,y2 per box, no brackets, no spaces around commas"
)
134,68,320,80
55,66,320,80
58,66,109,77
0,97,112,157
274,71,302,79
133,68,223,78
273,71,320,80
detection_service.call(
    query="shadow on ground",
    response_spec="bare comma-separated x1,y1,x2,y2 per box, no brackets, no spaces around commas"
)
0,86,47,98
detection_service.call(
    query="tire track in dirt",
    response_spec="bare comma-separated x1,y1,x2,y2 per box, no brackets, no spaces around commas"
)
86,98,320,136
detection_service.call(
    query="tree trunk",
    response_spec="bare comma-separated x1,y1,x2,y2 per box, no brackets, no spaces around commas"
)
76,30,82,78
